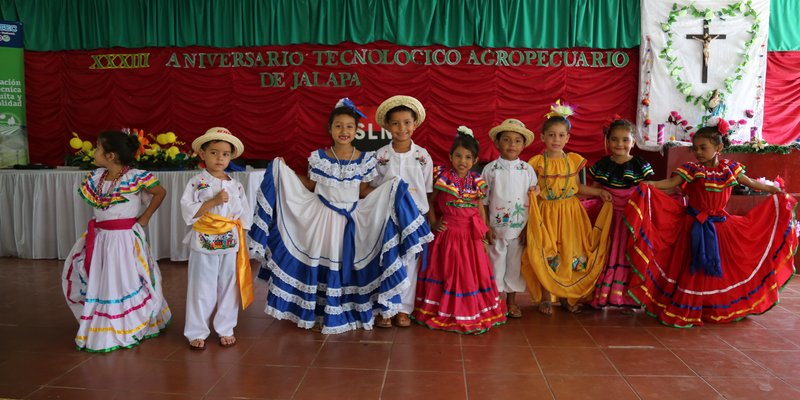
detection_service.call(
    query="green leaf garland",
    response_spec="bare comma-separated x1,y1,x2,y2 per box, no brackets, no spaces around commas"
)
659,1,759,110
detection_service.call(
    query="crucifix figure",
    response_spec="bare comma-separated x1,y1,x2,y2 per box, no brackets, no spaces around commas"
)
686,19,727,83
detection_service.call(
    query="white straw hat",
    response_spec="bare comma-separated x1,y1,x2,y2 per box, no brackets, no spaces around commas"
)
375,95,426,129
488,119,535,147
191,127,245,159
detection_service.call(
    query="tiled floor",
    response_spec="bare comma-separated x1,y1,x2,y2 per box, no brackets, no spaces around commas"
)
1,258,799,399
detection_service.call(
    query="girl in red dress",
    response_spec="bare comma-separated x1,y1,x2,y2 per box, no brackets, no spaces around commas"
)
626,122,797,327
412,127,507,333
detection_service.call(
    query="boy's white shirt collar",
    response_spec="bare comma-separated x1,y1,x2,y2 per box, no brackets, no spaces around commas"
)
202,168,231,182
387,140,417,155
496,157,521,168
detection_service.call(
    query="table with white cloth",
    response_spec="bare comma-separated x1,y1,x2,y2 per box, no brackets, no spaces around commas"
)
0,168,265,261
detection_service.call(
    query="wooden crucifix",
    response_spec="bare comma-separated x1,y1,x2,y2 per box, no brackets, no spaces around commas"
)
686,19,727,83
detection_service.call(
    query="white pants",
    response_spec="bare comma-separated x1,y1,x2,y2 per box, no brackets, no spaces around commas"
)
487,238,526,293
399,253,419,314
184,251,240,340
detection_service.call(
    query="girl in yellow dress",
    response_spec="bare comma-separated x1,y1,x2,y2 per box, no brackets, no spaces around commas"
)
522,101,614,314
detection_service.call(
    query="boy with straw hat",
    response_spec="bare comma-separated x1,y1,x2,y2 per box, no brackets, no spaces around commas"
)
181,127,253,350
371,95,432,328
482,119,538,318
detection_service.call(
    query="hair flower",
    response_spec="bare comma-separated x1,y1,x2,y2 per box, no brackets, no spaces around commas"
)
544,99,575,119
717,119,730,136
334,97,366,118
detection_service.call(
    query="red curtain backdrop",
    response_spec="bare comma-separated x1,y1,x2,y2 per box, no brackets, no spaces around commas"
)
23,43,639,170
763,51,800,144
23,41,799,171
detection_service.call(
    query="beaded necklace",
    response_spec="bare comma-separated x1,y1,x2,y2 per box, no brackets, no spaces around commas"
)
96,166,129,208
542,151,571,200
329,146,356,179
452,171,474,198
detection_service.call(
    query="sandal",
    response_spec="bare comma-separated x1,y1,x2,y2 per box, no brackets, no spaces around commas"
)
507,304,523,318
394,313,411,327
219,336,236,347
560,299,583,314
538,302,553,316
375,316,393,328
189,338,206,351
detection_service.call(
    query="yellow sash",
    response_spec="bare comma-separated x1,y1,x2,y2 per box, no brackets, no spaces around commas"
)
192,213,254,309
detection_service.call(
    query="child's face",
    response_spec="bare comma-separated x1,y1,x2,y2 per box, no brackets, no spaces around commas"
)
329,114,358,146
199,141,233,175
495,132,525,160
449,146,476,177
542,122,569,153
691,136,722,166
386,110,417,145
93,142,115,168
607,127,634,157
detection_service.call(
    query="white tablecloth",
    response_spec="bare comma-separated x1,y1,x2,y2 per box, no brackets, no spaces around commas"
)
0,168,265,261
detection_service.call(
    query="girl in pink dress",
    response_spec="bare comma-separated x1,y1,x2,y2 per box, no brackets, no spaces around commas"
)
588,119,654,309
413,127,507,334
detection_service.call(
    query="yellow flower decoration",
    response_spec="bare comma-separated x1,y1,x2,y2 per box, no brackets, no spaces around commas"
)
69,132,83,150
166,146,180,159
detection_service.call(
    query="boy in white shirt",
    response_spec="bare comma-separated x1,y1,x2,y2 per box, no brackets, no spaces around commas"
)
181,127,253,350
482,119,538,318
371,95,432,327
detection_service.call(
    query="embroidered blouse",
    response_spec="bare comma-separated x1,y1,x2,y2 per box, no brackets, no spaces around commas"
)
79,168,158,210
674,159,745,192
433,166,487,208
589,156,654,189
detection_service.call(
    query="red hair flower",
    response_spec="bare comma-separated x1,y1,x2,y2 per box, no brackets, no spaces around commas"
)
717,119,730,135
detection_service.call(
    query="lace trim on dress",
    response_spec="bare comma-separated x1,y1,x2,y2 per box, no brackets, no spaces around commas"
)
308,150,377,187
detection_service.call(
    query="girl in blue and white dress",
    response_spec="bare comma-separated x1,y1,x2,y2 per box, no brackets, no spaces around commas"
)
249,98,433,334
63,131,171,352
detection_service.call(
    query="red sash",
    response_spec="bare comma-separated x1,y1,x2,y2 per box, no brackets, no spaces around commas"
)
84,218,138,276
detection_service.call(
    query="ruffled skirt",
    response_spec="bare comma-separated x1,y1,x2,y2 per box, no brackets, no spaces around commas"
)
62,224,171,352
625,185,797,327
521,194,614,305
413,213,507,334
249,160,433,334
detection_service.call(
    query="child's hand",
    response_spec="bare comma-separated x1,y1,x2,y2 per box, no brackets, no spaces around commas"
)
599,190,613,202
214,189,229,205
529,186,541,196
432,220,447,233
485,229,496,245
768,185,784,194
137,215,151,227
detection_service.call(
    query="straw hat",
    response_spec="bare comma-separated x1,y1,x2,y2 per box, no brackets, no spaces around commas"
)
191,127,245,159
375,95,426,129
488,119,535,147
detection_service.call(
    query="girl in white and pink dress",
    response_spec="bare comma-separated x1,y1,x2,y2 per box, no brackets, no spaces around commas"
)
62,131,171,352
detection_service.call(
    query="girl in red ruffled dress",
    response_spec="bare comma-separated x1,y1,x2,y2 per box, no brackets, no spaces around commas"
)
626,122,797,327
413,127,507,334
